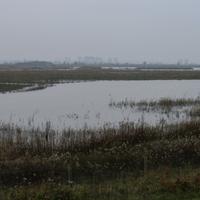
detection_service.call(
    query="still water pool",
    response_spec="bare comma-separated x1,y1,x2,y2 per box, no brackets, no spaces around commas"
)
0,80,200,129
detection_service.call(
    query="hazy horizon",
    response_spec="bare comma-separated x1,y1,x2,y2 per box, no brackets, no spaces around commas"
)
0,0,200,63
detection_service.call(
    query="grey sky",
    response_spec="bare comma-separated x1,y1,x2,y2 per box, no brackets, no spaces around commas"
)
0,0,200,63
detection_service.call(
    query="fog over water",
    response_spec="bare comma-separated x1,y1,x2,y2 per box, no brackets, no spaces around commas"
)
0,0,200,63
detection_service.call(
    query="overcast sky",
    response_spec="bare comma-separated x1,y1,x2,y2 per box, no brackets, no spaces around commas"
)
0,0,199,63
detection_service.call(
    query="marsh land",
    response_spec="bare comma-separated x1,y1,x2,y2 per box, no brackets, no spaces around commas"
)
1,68,200,199
1,68,200,93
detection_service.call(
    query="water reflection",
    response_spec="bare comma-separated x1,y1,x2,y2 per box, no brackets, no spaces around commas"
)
0,80,200,129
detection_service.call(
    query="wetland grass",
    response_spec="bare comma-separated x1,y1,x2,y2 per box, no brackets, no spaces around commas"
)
1,120,200,185
0,83,32,93
190,106,200,117
1,120,200,199
1,68,200,85
109,97,200,112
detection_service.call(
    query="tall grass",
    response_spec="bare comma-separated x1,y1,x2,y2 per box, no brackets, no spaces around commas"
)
1,120,200,186
190,106,200,117
109,97,200,112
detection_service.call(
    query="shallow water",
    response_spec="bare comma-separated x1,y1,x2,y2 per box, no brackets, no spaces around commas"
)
0,80,200,129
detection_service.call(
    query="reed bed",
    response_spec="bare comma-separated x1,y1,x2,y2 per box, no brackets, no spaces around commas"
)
190,106,200,117
1,120,200,186
109,97,200,112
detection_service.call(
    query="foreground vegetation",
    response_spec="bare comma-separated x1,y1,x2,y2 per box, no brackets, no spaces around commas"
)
1,120,200,199
1,68,200,92
2,168,200,200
